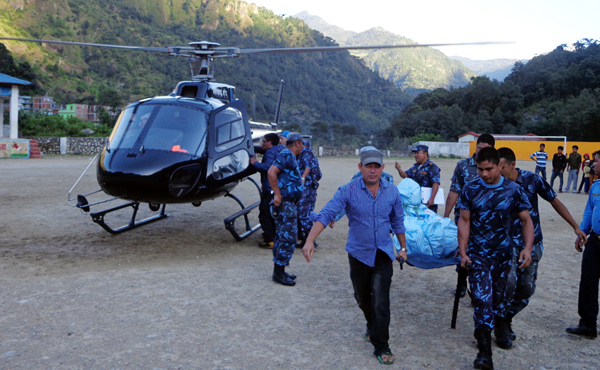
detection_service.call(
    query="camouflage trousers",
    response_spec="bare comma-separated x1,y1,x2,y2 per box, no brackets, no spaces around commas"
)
468,254,512,331
298,188,317,238
273,200,298,266
498,242,543,319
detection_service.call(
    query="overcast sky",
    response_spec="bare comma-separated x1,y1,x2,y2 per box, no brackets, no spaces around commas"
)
249,0,598,60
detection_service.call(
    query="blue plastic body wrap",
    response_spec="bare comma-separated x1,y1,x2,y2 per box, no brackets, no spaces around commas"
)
393,178,460,269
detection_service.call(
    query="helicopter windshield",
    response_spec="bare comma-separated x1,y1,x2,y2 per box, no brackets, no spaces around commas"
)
109,104,207,156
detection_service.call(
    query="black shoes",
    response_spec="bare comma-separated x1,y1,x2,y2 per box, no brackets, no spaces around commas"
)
566,325,597,339
456,284,467,298
272,264,296,286
474,328,494,369
494,317,513,349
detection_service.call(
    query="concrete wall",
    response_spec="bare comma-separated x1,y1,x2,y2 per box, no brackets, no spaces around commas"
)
415,141,470,158
2,124,9,138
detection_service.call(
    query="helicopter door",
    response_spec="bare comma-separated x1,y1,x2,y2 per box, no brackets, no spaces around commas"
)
206,100,255,185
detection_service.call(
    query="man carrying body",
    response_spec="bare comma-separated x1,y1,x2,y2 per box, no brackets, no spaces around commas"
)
444,134,495,298
565,145,582,193
267,132,304,286
567,151,600,339
395,144,441,213
457,147,534,369
302,147,407,365
496,147,587,349
550,146,568,193
530,143,549,180
250,133,284,248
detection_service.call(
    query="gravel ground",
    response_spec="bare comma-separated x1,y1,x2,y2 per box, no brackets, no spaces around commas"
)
0,155,598,369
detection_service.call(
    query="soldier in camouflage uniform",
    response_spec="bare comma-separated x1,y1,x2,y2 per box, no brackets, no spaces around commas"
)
496,148,586,349
457,147,534,370
297,139,322,245
268,132,304,286
395,144,441,213
444,134,496,224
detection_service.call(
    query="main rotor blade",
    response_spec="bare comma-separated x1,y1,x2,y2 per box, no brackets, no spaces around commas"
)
239,41,513,55
0,37,171,53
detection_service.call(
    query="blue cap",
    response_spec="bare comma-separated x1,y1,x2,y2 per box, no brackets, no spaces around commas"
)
280,130,290,138
412,144,428,152
286,132,303,143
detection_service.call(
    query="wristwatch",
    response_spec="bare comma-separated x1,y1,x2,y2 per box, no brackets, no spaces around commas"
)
401,248,407,252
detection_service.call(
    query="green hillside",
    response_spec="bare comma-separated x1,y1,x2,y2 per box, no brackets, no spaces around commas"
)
0,0,413,134
295,13,476,95
384,40,600,142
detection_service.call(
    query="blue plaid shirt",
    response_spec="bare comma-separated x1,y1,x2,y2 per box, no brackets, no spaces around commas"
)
458,177,531,259
316,176,405,267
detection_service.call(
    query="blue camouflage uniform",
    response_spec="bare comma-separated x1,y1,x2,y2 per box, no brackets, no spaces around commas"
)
457,177,532,331
297,141,321,239
272,148,303,266
449,155,479,224
499,169,556,320
406,158,441,213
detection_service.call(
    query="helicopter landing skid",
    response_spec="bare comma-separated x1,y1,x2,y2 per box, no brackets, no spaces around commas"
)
90,202,169,235
223,177,262,241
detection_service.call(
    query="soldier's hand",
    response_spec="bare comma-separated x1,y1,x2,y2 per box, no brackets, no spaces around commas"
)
460,253,471,269
273,196,282,207
575,229,587,245
575,236,585,252
250,157,257,164
518,249,532,269
395,161,402,172
328,220,336,229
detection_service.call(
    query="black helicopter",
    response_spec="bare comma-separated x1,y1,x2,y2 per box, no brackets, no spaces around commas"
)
1,36,508,240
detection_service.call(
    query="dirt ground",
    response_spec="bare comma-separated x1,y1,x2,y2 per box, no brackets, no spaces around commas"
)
0,154,598,369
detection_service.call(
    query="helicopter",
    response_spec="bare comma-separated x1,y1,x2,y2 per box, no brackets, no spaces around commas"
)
0,36,509,240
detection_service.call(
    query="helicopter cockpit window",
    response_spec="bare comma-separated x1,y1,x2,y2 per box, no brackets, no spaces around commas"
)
110,104,207,156
215,107,245,153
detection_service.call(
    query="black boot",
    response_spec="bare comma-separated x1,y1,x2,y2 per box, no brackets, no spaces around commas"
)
494,317,512,349
272,264,295,286
505,314,516,340
473,328,494,369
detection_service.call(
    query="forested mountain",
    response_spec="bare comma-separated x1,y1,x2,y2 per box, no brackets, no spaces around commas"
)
449,56,527,82
0,0,413,133
295,12,476,95
383,40,600,142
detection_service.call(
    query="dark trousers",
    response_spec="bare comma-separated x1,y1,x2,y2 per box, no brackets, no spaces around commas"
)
258,190,275,242
535,165,547,180
578,232,600,330
348,249,393,355
468,254,512,331
550,170,564,191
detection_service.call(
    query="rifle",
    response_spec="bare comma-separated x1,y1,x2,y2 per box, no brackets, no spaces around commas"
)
451,262,471,329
